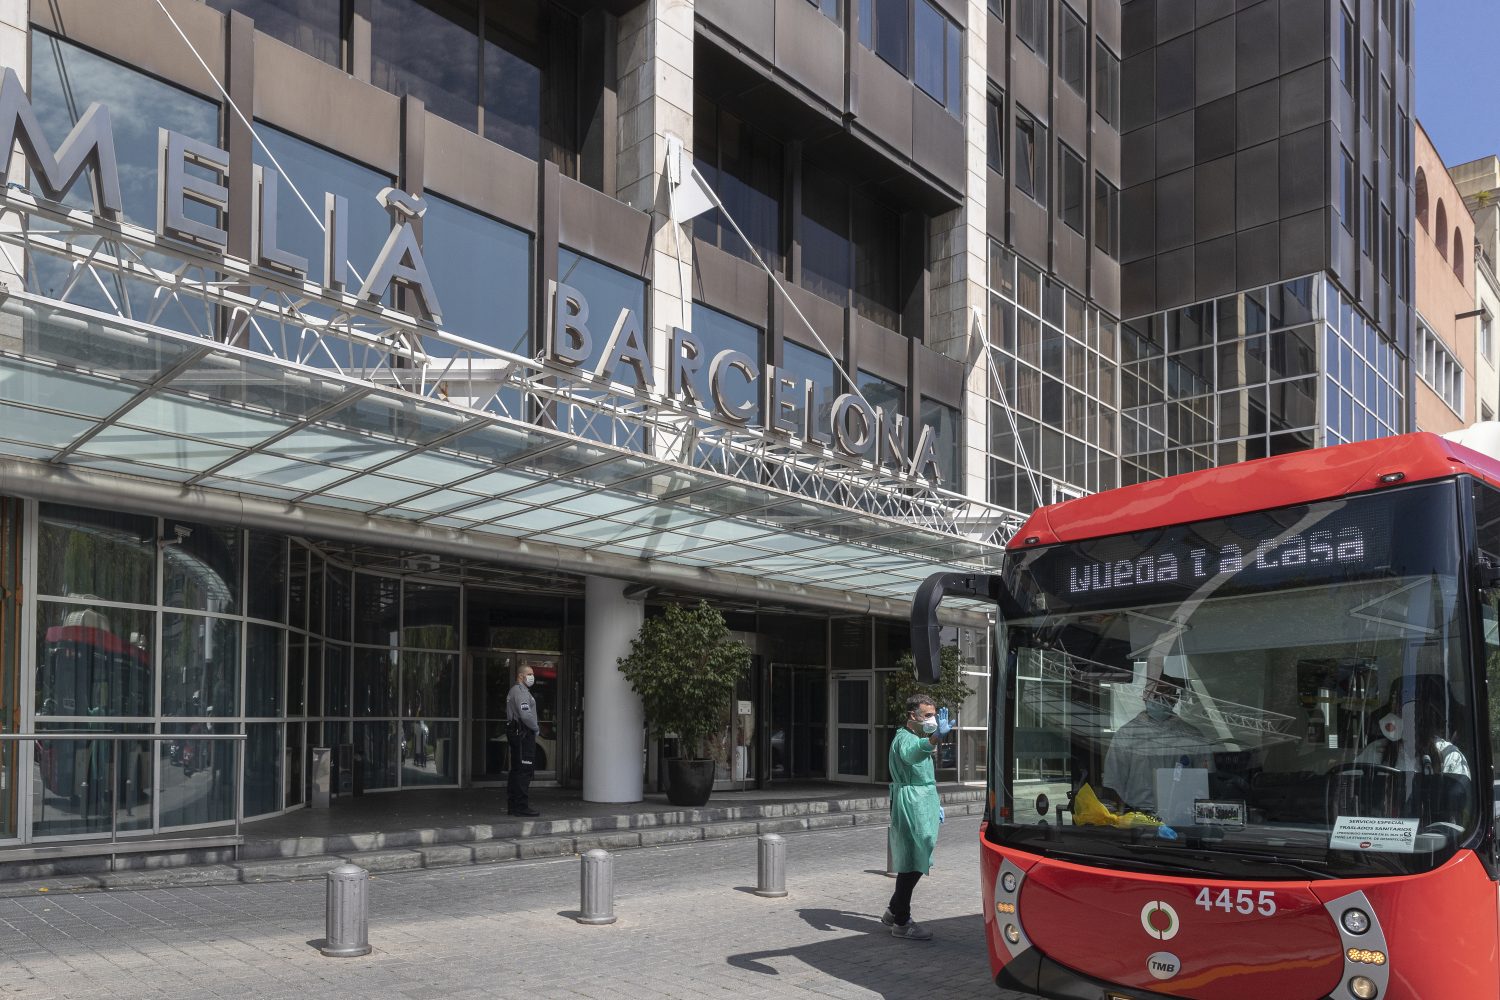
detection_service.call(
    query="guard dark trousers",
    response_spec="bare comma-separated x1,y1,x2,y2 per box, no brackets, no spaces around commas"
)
887,871,923,925
507,728,535,813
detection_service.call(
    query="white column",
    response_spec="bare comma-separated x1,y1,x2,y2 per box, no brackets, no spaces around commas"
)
583,575,645,803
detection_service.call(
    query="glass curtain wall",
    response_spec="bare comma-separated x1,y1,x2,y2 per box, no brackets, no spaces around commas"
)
987,242,1121,513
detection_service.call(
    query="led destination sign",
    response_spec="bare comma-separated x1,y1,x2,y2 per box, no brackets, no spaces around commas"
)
1013,483,1457,613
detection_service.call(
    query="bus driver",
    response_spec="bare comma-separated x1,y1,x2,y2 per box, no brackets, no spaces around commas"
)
1102,665,1212,815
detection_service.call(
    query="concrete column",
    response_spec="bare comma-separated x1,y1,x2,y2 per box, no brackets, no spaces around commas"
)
926,2,991,503
616,0,694,404
583,576,645,803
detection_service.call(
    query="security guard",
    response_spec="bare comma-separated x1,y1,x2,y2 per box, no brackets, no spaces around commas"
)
506,663,540,816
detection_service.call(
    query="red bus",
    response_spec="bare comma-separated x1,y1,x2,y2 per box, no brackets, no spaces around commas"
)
913,430,1500,1000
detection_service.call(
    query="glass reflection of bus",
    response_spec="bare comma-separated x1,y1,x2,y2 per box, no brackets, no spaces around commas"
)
913,429,1500,1000
37,609,151,810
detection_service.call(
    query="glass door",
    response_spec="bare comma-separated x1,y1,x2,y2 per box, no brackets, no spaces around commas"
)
834,674,872,781
768,664,827,781
469,651,559,783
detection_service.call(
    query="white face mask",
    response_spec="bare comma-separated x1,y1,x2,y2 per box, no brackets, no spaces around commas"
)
523,675,535,688
919,716,938,735
1379,712,1402,741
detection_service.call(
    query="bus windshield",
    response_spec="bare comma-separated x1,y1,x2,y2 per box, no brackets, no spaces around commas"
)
993,479,1481,879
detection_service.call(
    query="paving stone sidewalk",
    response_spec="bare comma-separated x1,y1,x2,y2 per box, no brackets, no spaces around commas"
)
0,815,1030,1000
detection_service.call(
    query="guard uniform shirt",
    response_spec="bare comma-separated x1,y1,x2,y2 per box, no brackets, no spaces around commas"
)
507,682,539,735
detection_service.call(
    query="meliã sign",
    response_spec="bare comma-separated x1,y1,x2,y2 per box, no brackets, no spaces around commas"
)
0,67,943,481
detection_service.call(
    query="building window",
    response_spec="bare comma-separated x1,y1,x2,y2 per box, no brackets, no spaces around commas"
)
1381,206,1393,280
694,95,785,272
1397,230,1411,302
914,0,963,115
860,0,963,117
1094,174,1119,259
988,0,1006,18
1095,40,1120,128
1338,5,1354,93
809,0,839,20
799,161,904,332
1361,45,1374,124
1015,108,1046,206
421,195,532,356
1059,3,1086,96
1417,320,1465,417
1398,110,1410,180
1416,168,1429,230
920,397,963,489
207,0,343,66
1454,228,1466,282
1016,0,1048,63
1482,312,1494,363
372,0,479,131
1399,0,1410,60
1362,181,1375,258
1059,144,1084,233
1437,199,1449,257
1380,78,1392,153
986,88,1005,173
1339,150,1355,234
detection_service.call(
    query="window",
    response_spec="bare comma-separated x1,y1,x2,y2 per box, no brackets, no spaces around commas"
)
872,0,909,74
1015,108,1046,205
853,190,902,330
1381,0,1393,26
1398,230,1411,302
1483,313,1494,363
1095,41,1120,128
1016,0,1048,63
801,161,852,308
1417,320,1465,417
1059,144,1084,233
1400,0,1410,60
920,397,963,489
1338,6,1355,92
1416,168,1429,230
860,0,963,117
989,0,1006,18
372,0,479,130
1060,3,1086,96
1381,206,1393,280
1380,78,1392,153
1362,181,1375,258
986,89,1005,173
1362,45,1374,124
1398,110,1410,179
797,161,904,332
914,0,963,115
1094,174,1119,258
421,195,532,356
1339,150,1355,233
809,0,839,20
1437,199,1449,257
694,95,785,272
207,0,343,66
1454,229,1466,282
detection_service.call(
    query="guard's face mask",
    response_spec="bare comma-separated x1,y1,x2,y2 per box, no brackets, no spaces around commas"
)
524,674,535,688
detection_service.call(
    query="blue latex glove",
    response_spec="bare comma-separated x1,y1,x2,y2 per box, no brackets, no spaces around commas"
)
1156,825,1178,841
938,804,946,824
936,707,954,737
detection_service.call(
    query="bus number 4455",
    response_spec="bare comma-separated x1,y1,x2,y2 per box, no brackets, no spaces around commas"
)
1195,888,1277,917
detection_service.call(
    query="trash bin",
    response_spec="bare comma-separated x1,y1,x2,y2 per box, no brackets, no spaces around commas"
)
310,747,331,808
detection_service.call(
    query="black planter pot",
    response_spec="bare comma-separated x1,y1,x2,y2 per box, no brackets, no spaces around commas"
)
665,758,716,807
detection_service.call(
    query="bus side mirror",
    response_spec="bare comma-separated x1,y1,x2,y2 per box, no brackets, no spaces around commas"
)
911,573,1001,684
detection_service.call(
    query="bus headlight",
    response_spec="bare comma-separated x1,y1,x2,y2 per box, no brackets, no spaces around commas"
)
1349,975,1379,999
1341,908,1371,935
1004,923,1021,945
1001,871,1017,893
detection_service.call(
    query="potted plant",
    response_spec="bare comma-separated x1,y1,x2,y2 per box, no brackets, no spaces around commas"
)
618,601,750,807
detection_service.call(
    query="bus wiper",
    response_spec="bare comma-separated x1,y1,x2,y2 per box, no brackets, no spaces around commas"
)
1224,853,1336,880
1043,846,1225,879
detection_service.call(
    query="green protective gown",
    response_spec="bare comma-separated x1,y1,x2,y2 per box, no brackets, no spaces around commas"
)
888,727,941,874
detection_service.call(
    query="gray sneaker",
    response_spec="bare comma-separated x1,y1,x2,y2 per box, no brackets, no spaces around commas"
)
890,920,933,941
880,909,897,927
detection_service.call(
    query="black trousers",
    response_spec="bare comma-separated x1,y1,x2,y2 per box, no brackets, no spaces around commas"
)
507,728,535,812
887,871,923,925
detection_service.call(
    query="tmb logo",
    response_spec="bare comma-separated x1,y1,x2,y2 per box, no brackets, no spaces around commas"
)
1147,951,1181,981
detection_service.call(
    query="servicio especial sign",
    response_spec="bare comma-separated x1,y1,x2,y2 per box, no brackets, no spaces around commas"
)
0,67,943,481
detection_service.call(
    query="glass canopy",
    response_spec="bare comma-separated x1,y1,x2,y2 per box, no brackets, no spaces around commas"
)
0,294,1008,606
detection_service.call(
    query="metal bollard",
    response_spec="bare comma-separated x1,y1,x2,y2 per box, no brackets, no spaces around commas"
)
320,863,372,957
578,849,616,925
755,833,787,898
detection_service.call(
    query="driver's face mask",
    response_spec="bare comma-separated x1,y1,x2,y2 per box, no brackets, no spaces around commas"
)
1378,713,1403,741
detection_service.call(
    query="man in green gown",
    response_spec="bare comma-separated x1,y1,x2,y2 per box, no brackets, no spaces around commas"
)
881,693,951,940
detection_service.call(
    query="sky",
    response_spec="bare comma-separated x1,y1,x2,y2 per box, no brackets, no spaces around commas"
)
1414,0,1500,169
